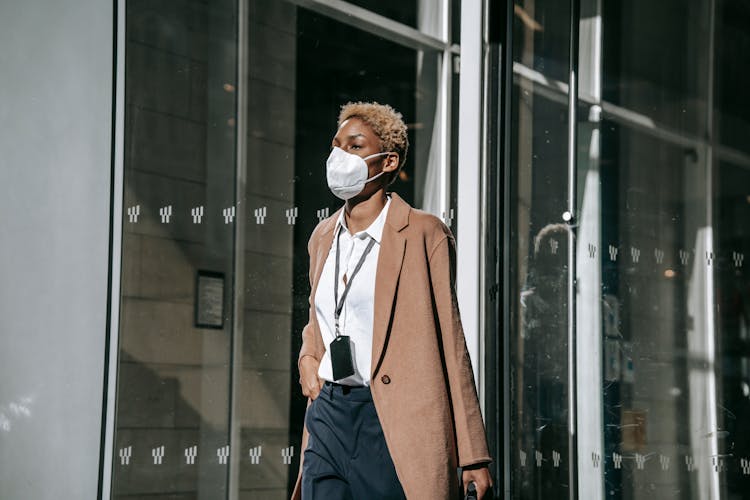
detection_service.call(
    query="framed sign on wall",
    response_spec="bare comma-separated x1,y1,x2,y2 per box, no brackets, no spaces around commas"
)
194,270,225,329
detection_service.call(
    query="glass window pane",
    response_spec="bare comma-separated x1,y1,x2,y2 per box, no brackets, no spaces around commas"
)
575,1,750,496
344,0,455,41
579,115,713,497
715,160,750,499
602,0,710,136
239,6,438,497
507,1,572,498
113,1,444,498
715,0,750,154
451,0,461,44
513,0,572,83
346,0,417,28
509,84,571,497
491,0,750,498
508,0,572,491
576,113,750,498
576,27,750,497
113,0,238,497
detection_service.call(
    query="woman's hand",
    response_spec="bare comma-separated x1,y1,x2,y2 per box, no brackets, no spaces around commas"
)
299,355,324,399
462,464,493,499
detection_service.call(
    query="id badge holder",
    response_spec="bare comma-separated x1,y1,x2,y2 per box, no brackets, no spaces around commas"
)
330,335,356,381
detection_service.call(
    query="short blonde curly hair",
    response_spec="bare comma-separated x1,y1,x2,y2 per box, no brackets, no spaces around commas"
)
338,101,409,185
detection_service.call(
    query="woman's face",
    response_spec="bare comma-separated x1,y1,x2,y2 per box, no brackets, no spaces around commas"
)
331,117,381,158
331,117,399,197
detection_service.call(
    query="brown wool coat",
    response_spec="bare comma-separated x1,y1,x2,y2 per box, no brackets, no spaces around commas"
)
291,191,493,500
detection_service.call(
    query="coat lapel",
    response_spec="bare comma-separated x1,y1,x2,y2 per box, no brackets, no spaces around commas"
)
370,193,409,377
309,192,411,377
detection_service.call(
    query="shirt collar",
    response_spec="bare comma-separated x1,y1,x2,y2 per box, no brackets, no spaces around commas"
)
335,194,391,244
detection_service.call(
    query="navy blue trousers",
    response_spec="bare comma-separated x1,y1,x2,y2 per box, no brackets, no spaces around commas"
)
302,381,407,500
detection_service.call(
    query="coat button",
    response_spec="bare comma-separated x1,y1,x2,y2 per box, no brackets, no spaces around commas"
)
381,374,391,384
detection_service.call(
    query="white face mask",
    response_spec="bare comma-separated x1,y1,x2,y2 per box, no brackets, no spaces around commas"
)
325,146,392,200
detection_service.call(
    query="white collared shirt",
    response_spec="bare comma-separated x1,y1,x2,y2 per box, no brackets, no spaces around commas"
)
314,194,392,386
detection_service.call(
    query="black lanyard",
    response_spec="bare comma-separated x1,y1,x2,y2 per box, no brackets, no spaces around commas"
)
334,224,376,337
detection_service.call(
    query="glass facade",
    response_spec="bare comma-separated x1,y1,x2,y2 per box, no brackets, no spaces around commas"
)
111,0,457,497
114,0,238,496
492,0,750,498
507,0,573,492
5,0,750,498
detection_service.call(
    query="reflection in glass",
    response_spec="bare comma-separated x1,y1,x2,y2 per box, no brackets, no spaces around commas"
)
715,0,750,154
345,0,418,29
502,0,750,499
592,118,711,499
112,1,446,498
239,5,433,497
344,0,451,40
113,0,238,497
513,0,571,84
601,0,709,136
507,1,573,498
508,79,571,497
573,1,750,498
716,161,750,498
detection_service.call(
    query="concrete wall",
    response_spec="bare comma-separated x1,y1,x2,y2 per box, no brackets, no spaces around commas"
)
0,1,113,498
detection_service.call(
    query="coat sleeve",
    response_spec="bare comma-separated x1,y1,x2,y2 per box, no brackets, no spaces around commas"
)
297,226,322,374
428,229,494,468
293,228,322,500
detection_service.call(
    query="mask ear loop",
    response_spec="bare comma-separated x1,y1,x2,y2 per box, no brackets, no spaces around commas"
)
363,151,394,161
364,170,385,183
363,151,395,183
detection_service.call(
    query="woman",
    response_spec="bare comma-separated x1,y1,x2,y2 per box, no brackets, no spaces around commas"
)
291,101,493,500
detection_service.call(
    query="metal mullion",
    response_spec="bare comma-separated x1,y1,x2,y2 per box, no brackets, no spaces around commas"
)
440,51,452,225
501,0,513,496
283,0,458,53
227,0,249,497
566,0,580,498
705,0,721,495
455,0,483,417
478,0,490,424
100,0,126,497
438,0,450,223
